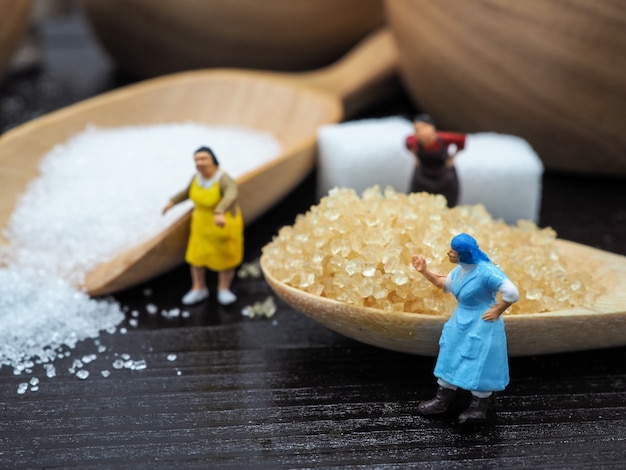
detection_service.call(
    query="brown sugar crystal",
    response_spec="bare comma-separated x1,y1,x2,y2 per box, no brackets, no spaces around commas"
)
262,187,602,315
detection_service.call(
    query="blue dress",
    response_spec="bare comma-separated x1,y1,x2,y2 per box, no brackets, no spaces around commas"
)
433,262,510,392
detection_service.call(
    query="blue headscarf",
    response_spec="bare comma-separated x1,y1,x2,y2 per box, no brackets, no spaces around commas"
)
450,233,490,264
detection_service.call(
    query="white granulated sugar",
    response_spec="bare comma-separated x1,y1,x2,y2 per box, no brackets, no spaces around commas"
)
0,266,124,371
0,122,281,379
5,123,282,284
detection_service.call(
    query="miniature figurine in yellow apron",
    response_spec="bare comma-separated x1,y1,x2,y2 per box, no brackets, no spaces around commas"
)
163,146,243,306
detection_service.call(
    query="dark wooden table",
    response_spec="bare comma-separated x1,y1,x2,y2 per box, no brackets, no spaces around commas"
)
1,7,625,469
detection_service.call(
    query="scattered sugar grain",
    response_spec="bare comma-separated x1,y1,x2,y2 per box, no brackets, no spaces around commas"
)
101,370,111,378
17,383,28,395
82,354,96,364
167,354,177,362
237,260,262,279
76,370,89,380
44,364,56,378
146,304,158,315
242,296,277,319
162,308,181,319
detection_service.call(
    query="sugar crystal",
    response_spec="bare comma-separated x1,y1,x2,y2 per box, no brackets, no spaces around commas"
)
241,296,277,319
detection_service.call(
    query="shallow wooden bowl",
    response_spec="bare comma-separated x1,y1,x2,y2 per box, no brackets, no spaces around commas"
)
262,239,626,356
0,0,33,79
385,0,626,176
79,0,384,76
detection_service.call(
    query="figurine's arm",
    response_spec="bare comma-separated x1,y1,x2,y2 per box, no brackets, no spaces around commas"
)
215,172,238,214
213,172,238,227
405,134,418,152
162,178,193,214
482,278,519,321
411,255,447,290
405,135,421,166
437,132,466,152
438,132,466,167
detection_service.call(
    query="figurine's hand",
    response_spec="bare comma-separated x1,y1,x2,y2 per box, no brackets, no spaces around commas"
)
411,255,427,272
483,299,514,321
214,212,226,228
482,306,502,322
162,200,174,215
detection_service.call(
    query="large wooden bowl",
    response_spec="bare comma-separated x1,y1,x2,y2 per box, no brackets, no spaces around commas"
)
385,0,626,176
0,0,33,79
79,0,384,77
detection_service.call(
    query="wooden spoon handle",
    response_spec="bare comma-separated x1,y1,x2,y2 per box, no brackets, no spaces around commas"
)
290,28,400,117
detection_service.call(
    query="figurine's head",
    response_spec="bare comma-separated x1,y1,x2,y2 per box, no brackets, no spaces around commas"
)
450,233,490,264
194,146,219,176
413,113,437,145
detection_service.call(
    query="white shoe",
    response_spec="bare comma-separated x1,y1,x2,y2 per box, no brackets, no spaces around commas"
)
217,289,237,305
181,288,209,305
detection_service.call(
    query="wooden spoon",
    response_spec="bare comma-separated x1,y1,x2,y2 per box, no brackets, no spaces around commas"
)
0,28,399,296
261,239,626,356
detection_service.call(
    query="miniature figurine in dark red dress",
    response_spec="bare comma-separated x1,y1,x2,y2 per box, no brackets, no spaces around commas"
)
405,114,466,207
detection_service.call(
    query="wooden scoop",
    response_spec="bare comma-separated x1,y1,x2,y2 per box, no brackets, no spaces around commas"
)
261,239,626,356
0,29,398,296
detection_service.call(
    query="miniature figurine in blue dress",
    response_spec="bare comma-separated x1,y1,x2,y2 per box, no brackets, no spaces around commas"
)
412,233,519,424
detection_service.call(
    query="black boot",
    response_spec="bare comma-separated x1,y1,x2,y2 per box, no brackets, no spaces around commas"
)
458,395,491,424
417,386,456,415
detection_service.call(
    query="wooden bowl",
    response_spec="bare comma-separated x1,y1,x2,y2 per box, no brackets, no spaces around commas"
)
262,239,626,357
384,0,626,176
79,0,384,77
0,0,33,79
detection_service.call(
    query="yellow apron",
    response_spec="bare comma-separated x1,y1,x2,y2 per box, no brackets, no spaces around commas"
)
186,174,243,271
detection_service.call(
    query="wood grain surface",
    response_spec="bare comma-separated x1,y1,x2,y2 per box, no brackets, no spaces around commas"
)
0,7,624,468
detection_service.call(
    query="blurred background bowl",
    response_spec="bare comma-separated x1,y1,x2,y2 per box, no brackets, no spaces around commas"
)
0,0,34,80
385,0,626,176
79,0,384,77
